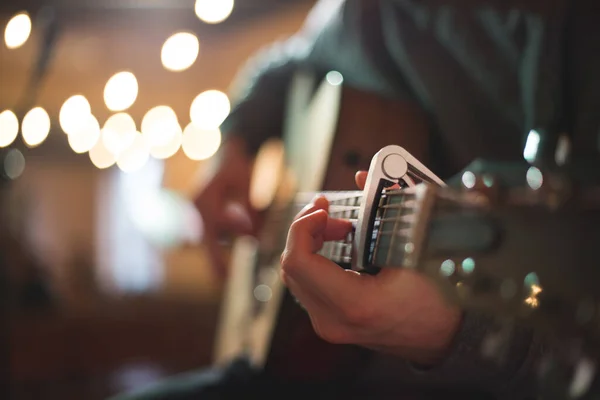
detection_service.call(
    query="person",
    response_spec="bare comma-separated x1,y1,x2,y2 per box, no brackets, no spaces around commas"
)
111,0,599,399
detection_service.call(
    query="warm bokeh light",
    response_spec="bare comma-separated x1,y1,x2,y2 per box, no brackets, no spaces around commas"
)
141,106,180,147
161,32,200,72
3,148,25,179
104,71,138,111
102,113,137,155
0,110,19,147
4,12,31,49
60,95,92,135
22,107,50,147
89,136,117,169
195,0,234,24
250,139,284,211
182,123,221,161
68,114,100,154
117,133,149,173
190,90,230,129
149,126,182,159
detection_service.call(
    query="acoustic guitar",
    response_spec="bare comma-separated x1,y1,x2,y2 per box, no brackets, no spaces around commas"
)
213,71,432,381
213,70,600,396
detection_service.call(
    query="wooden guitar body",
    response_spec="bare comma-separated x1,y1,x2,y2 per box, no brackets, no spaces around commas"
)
213,71,431,381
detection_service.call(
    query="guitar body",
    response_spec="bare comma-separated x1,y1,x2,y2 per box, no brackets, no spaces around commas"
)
214,71,431,381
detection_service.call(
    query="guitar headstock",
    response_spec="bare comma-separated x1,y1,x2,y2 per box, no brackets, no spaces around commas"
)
400,161,600,354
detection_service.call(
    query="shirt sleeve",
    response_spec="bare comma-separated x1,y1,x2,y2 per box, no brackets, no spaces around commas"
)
417,311,541,400
219,41,302,155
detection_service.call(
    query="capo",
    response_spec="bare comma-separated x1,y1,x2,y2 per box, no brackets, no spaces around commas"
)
354,145,445,271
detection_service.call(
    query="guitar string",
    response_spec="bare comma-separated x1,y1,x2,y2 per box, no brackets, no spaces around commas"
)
301,188,419,265
385,191,402,265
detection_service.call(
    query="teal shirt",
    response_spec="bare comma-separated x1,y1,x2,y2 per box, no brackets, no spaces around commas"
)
222,0,599,176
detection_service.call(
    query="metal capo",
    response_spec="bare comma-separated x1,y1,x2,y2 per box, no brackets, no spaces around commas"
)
354,145,446,271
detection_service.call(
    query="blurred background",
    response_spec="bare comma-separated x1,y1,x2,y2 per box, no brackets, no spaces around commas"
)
0,0,315,398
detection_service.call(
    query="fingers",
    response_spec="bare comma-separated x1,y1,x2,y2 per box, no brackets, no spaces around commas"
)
295,196,352,241
323,217,353,241
355,171,368,190
286,209,329,254
282,209,368,309
295,196,329,220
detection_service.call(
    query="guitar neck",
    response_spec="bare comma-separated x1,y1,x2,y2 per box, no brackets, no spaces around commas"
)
307,191,363,266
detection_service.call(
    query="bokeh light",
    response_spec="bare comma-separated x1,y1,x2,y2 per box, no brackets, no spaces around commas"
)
326,71,344,86
117,133,149,173
89,136,117,169
3,148,25,179
190,90,230,129
60,95,92,135
104,71,138,112
195,0,234,24
102,113,137,155
149,126,182,159
182,123,221,161
129,188,202,249
0,110,19,147
141,106,180,147
68,114,100,154
4,12,31,49
161,32,200,72
22,107,50,147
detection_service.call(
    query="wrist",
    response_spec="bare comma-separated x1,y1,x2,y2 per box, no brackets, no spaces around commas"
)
412,309,464,367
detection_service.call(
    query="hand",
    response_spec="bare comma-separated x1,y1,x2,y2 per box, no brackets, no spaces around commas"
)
280,172,462,365
193,137,259,277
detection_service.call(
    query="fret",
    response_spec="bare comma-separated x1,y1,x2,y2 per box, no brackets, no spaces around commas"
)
318,241,353,265
289,190,362,267
377,229,412,237
343,231,353,262
378,201,417,211
328,205,361,211
327,239,335,260
343,197,351,220
290,188,421,269
329,255,353,264
370,193,388,264
370,187,418,267
386,190,407,266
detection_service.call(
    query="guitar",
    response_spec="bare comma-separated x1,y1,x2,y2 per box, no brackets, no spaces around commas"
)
213,73,600,394
213,72,432,381
217,139,600,396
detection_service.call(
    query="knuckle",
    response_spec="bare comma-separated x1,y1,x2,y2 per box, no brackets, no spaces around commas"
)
279,250,290,269
289,218,303,233
279,249,299,275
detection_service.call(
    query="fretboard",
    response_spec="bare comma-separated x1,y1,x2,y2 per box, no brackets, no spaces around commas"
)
310,191,362,266
307,188,420,269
